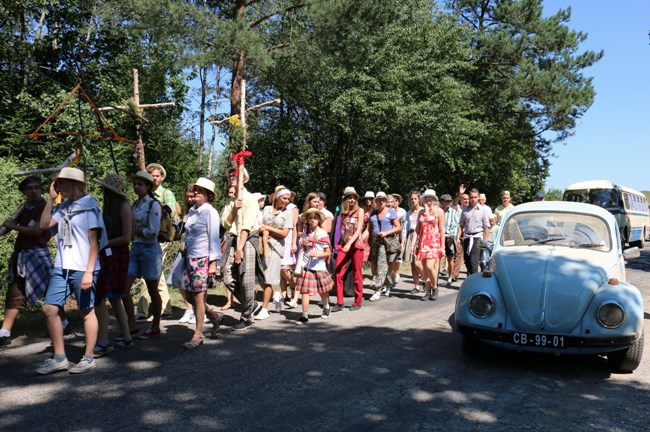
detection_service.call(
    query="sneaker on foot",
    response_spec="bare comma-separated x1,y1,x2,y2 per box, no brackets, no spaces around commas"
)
253,301,263,316
447,277,453,286
322,308,331,319
188,314,209,324
36,357,70,375
232,320,253,331
69,357,96,374
383,288,391,297
286,299,298,309
179,309,194,323
410,287,424,294
254,308,271,320
93,343,112,358
349,304,361,311
138,328,161,340
296,316,309,326
369,291,381,302
330,304,344,312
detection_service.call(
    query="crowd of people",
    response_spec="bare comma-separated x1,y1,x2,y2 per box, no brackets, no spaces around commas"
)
0,162,529,375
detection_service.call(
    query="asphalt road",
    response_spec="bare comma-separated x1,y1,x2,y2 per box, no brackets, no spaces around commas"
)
1,248,650,431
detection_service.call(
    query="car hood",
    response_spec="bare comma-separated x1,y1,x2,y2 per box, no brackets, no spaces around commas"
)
493,247,613,333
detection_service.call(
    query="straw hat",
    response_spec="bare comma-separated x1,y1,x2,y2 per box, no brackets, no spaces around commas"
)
190,177,216,194
391,193,403,204
342,187,359,200
54,167,86,185
363,191,375,200
300,208,325,224
146,163,167,179
130,170,155,186
374,191,388,201
421,189,438,200
94,173,128,197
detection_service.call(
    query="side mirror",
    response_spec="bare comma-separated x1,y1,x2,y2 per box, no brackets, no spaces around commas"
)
623,247,640,260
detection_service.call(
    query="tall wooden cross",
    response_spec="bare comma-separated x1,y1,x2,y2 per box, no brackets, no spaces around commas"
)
99,68,175,171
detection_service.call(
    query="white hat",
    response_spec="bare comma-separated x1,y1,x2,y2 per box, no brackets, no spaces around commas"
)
375,191,388,201
421,189,438,200
146,163,167,179
190,177,216,194
55,167,86,185
252,192,266,202
363,191,375,199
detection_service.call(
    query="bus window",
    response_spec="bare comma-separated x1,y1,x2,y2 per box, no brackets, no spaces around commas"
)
590,189,617,210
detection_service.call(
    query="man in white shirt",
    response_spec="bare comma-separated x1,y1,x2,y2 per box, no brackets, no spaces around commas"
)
457,188,491,275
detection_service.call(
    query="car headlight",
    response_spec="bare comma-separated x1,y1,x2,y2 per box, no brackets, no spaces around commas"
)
597,301,625,328
469,292,494,318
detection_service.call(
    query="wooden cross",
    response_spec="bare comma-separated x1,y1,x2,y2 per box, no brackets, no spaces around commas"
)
99,68,175,171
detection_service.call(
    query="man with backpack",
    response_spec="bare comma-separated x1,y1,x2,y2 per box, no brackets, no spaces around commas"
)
134,163,177,320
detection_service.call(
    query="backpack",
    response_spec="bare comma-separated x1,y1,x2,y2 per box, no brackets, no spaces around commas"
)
148,199,176,243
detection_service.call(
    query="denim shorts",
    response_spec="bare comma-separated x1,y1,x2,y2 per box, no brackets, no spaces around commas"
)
128,242,162,281
44,267,99,310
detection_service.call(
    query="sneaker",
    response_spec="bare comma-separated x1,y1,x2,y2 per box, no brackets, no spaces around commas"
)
93,343,112,358
349,304,361,311
383,288,391,297
322,308,331,319
69,357,96,374
254,308,271,320
0,336,11,348
286,299,298,309
179,309,194,323
232,320,253,331
188,314,209,324
138,328,161,340
447,277,453,286
253,302,263,316
330,304,344,313
369,291,382,302
410,287,424,294
36,357,70,375
113,338,134,351
430,288,439,301
296,316,309,326
421,293,430,301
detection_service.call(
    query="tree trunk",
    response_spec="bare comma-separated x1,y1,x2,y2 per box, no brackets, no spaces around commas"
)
230,0,247,117
198,66,207,168
207,66,221,176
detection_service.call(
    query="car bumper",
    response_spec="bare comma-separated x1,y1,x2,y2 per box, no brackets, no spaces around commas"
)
456,323,638,353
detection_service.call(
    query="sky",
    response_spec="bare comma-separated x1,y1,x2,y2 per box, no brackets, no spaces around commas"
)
541,0,650,192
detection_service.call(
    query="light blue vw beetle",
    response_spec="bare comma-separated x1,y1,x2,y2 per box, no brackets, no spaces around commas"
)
455,201,644,373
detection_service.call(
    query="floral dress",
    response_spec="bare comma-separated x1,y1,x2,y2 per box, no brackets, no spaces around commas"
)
416,209,444,260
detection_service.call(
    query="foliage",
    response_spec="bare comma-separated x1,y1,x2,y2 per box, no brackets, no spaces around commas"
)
544,188,564,201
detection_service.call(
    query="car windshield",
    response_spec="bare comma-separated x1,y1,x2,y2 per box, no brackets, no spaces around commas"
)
500,211,611,252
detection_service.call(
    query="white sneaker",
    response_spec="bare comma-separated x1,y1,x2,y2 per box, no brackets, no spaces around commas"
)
188,314,210,324
69,357,96,374
179,309,194,323
286,299,298,309
369,291,382,302
383,288,391,297
255,308,271,320
447,277,453,286
36,357,70,375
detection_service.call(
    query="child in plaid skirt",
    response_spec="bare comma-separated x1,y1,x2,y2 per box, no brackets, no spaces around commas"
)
295,208,333,325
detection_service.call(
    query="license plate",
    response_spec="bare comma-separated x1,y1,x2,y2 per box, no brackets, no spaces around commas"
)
512,332,566,348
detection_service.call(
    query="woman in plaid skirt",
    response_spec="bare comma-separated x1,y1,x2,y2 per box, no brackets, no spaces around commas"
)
294,208,334,325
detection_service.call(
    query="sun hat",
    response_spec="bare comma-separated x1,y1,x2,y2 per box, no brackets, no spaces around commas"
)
391,193,403,204
375,191,388,201
342,187,360,200
421,189,438,199
300,207,325,224
252,192,266,203
146,163,167,179
94,173,128,197
190,177,216,195
130,170,155,186
54,167,86,185
363,191,375,200
440,193,453,202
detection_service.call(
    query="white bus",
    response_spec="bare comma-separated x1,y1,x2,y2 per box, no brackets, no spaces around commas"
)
563,180,649,248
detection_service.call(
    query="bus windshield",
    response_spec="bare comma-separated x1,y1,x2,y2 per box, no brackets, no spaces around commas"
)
563,189,620,211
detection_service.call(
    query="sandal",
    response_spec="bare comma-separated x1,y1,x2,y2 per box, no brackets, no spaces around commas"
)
207,309,224,338
185,334,204,349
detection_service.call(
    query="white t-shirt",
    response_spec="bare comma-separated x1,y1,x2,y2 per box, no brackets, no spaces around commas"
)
299,228,330,272
52,195,101,271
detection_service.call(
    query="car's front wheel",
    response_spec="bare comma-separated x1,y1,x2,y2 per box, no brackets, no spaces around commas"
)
607,330,644,373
